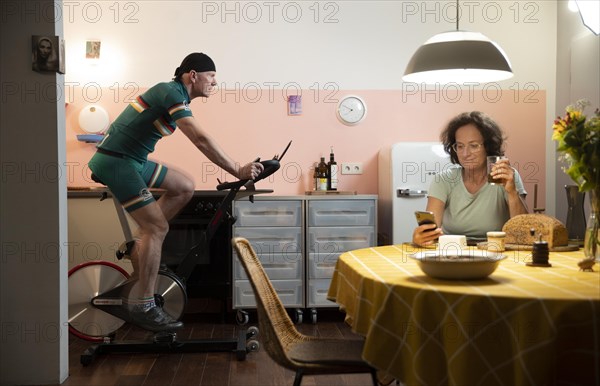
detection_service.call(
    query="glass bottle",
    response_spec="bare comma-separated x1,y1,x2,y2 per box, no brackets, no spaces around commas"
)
583,188,600,262
317,157,328,191
327,146,338,191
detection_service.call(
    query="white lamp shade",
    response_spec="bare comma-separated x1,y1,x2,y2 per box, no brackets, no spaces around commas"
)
78,104,110,134
575,0,600,35
403,31,513,84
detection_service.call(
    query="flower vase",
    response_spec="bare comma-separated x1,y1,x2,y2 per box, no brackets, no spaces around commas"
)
565,185,586,245
583,189,600,262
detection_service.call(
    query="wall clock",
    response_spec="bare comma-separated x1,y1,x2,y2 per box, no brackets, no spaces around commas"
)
336,95,367,125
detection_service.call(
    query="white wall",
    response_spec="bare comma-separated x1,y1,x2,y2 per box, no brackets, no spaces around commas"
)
64,1,557,89
63,0,560,210
554,1,600,221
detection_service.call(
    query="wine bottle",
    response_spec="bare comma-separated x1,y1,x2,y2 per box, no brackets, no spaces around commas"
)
317,157,328,191
327,146,338,191
313,162,319,191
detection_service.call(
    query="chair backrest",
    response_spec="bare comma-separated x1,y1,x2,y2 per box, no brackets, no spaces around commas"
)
231,237,304,369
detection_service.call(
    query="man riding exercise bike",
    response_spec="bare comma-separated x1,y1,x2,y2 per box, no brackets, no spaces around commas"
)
88,52,263,332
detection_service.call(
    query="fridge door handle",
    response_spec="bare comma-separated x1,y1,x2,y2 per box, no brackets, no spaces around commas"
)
397,188,427,198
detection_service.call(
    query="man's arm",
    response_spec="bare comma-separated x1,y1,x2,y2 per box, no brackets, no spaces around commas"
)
176,116,261,180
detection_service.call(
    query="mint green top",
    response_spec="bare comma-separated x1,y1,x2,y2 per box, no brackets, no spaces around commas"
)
428,165,527,238
98,81,193,163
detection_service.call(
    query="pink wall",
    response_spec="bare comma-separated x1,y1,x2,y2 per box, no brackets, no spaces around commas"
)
66,87,546,210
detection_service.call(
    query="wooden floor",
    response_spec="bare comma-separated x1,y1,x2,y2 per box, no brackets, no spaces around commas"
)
60,309,377,386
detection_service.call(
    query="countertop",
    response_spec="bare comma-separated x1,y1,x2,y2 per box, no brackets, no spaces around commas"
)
68,187,377,200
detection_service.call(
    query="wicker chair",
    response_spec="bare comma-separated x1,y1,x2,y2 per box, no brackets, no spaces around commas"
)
232,237,378,386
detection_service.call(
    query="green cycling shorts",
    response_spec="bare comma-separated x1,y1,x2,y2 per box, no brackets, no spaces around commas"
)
88,150,168,212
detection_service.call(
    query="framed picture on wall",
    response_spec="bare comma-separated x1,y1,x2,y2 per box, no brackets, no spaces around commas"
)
288,95,302,116
86,40,101,60
32,35,60,73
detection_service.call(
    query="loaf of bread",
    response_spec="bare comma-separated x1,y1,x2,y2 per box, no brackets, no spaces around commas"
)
502,214,568,248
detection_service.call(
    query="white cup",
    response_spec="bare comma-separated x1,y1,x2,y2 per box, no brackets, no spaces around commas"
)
438,235,467,256
487,231,506,252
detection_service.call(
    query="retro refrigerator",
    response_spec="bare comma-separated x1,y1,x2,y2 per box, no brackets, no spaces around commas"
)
378,142,452,245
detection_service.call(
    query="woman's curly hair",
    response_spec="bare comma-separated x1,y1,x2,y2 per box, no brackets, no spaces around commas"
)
441,111,505,164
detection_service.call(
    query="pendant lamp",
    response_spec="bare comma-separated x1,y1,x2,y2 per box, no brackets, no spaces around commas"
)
403,0,513,84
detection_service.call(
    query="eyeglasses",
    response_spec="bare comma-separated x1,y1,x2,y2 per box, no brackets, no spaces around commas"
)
452,143,484,153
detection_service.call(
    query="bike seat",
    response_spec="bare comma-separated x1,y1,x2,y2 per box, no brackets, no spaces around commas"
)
90,173,105,185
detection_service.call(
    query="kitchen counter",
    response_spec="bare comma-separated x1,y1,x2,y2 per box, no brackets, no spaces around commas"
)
68,187,377,201
67,187,229,198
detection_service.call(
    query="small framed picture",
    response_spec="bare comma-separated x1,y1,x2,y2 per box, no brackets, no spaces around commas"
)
32,35,60,73
288,95,302,116
86,40,101,60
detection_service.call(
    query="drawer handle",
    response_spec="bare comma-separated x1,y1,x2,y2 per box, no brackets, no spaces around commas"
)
247,210,295,216
250,238,297,243
275,289,295,295
315,210,368,216
316,262,336,268
314,237,369,242
264,263,297,268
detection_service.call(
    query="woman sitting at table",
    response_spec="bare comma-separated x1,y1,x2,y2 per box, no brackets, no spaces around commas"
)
412,111,529,246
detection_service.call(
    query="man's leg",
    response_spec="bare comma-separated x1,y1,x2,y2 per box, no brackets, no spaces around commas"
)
125,167,194,331
126,202,183,331
128,166,194,275
127,202,168,300
89,154,183,331
154,167,195,222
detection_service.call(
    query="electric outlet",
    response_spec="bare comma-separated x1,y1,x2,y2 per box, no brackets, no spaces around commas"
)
341,162,363,175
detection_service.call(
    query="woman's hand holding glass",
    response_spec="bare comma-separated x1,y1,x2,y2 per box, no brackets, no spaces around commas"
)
489,158,517,193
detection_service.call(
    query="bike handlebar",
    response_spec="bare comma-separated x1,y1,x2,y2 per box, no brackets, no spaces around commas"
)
216,159,281,191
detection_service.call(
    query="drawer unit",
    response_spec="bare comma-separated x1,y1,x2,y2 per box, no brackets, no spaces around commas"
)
308,200,375,226
307,226,375,256
232,199,304,314
233,253,303,280
307,253,339,279
234,279,303,308
234,200,302,227
307,278,337,308
232,196,377,323
234,226,302,256
306,200,377,310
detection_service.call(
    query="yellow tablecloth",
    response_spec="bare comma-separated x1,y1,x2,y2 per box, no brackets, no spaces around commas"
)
328,244,600,386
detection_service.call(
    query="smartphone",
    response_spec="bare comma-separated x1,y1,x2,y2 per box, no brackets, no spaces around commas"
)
415,211,437,232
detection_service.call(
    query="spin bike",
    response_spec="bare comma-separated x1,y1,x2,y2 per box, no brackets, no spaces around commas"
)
68,141,292,366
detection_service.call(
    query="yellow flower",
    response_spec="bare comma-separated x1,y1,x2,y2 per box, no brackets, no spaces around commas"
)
552,99,599,192
570,110,583,120
552,118,566,140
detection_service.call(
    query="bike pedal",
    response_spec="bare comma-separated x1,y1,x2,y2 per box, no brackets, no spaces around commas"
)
116,241,135,260
153,332,177,343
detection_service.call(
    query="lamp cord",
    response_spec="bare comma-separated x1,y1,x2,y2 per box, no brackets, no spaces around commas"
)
456,0,459,30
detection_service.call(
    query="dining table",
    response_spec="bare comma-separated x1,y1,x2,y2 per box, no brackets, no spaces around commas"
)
327,244,600,386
